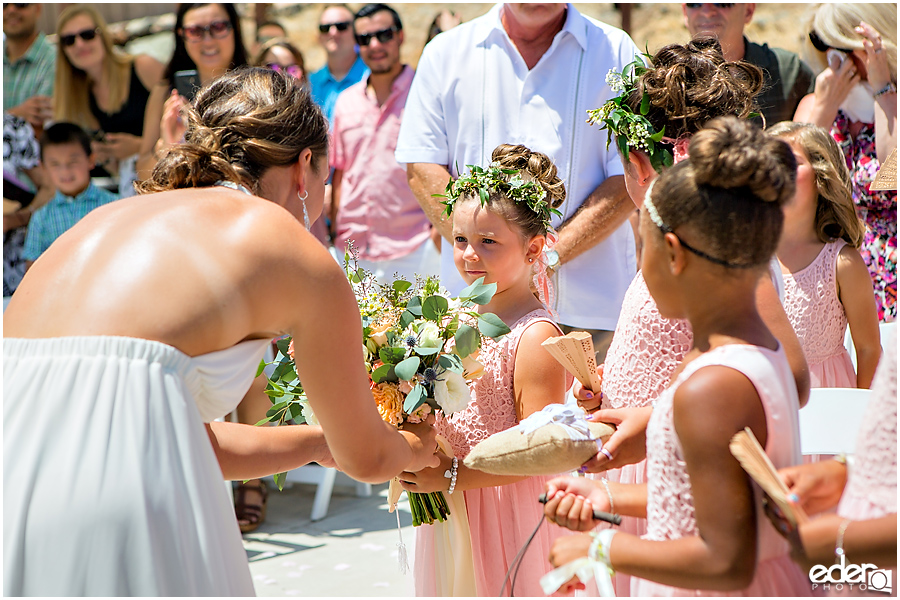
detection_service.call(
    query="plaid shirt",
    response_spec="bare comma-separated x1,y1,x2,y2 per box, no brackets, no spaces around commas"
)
23,183,118,261
3,32,56,112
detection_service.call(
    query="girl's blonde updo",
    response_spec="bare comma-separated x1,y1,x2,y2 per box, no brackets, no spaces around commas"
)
137,67,328,195
485,144,566,238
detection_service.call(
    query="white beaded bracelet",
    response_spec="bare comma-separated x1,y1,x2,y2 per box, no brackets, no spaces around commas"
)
447,457,458,495
599,477,615,514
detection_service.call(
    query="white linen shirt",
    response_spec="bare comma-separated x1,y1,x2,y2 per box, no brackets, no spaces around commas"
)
396,3,640,330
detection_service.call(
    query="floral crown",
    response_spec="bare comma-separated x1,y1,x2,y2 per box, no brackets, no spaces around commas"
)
438,163,562,232
587,56,674,173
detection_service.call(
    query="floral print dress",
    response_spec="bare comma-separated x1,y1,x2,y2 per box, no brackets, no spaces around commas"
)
831,110,897,322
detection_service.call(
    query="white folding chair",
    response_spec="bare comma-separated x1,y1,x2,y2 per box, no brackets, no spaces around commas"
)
844,321,897,370
798,387,872,456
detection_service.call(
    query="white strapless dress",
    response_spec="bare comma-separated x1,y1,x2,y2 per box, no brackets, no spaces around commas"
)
4,335,270,596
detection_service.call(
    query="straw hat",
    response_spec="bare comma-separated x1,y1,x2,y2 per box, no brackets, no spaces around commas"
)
871,148,897,191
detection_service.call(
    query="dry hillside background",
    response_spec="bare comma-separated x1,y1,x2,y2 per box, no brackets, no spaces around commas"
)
259,3,821,73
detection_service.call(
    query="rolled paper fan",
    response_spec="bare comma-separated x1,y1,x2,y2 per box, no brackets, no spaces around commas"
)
541,331,602,393
464,404,615,476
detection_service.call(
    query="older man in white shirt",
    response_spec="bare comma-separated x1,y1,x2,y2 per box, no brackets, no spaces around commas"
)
395,3,639,360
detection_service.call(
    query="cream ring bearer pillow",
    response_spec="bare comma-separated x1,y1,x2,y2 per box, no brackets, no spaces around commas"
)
464,405,614,475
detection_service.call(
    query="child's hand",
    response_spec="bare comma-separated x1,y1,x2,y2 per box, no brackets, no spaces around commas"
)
547,533,592,592
398,451,452,493
578,406,651,472
544,476,609,531
778,460,847,516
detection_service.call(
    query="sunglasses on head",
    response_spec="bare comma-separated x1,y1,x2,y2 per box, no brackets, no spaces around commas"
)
60,28,99,47
685,3,736,9
808,30,855,54
266,63,303,78
181,20,232,42
355,26,398,47
3,3,31,10
318,21,351,34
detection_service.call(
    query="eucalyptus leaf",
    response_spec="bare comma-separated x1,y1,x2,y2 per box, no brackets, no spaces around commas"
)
393,279,412,294
403,384,427,414
275,337,291,357
422,295,449,321
399,310,415,329
371,363,396,384
394,356,421,381
478,313,511,339
255,358,266,378
288,402,303,420
379,346,406,365
406,296,423,316
439,353,463,373
414,346,440,356
454,323,479,358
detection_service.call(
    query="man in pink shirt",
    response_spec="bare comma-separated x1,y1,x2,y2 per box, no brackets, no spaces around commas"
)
330,3,439,283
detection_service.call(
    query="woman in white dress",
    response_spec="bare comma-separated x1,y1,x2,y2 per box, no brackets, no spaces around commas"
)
3,67,438,596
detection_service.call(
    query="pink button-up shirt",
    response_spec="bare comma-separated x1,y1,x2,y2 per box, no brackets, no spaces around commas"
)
331,65,431,262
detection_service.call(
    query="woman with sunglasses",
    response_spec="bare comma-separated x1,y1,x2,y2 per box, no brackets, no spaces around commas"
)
795,4,897,323
136,3,248,180
53,5,164,189
253,37,308,89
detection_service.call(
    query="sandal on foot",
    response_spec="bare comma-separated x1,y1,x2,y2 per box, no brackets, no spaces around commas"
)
235,479,269,533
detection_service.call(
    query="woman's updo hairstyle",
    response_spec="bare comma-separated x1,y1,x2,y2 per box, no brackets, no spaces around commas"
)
482,143,566,238
138,67,328,194
649,116,797,269
627,36,764,140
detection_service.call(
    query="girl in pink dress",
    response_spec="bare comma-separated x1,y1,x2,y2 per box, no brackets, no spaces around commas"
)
576,38,809,596
544,118,814,596
400,144,573,597
769,122,882,389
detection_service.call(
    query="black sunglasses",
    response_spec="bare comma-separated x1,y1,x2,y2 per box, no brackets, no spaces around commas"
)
3,3,31,9
355,26,398,47
60,28,99,47
685,3,736,9
181,20,232,42
808,30,854,54
318,21,351,34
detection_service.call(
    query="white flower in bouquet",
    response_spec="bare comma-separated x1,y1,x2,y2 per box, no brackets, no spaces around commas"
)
298,397,318,426
434,369,471,414
417,321,442,349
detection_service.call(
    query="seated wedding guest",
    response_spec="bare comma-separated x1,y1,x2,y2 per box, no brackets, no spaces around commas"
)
768,330,896,579
22,122,118,268
3,114,52,299
330,3,438,283
136,2,249,180
545,117,814,597
53,5,165,196
4,67,438,596
769,121,881,389
253,19,287,54
254,37,308,89
795,4,897,322
3,3,55,130
682,2,814,126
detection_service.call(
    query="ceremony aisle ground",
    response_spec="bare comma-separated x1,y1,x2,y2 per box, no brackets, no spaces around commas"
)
243,480,416,597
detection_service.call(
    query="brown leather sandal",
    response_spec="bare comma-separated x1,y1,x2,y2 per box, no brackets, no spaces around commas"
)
235,479,269,533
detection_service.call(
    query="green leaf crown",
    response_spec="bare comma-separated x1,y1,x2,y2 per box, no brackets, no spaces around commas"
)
587,56,674,173
438,163,562,232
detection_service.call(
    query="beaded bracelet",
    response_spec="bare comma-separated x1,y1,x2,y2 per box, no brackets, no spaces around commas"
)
874,82,897,98
835,519,852,563
599,477,616,514
447,457,459,495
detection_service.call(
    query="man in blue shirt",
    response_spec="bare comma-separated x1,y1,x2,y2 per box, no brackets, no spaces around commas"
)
309,4,369,124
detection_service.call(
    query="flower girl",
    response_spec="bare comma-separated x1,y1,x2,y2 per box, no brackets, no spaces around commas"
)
769,121,881,388
544,117,813,596
399,144,573,597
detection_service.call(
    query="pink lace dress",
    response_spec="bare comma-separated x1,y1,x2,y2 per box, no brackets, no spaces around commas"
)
593,271,693,595
414,309,573,597
781,241,857,388
633,344,814,597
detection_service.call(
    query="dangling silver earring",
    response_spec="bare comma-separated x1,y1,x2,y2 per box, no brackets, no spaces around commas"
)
298,190,310,230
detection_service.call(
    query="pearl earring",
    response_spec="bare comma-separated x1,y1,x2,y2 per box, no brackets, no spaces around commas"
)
298,190,310,230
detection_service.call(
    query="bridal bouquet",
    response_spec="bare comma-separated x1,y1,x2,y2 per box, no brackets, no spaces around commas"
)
344,248,511,525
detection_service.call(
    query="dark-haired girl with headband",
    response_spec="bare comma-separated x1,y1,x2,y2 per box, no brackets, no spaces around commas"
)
545,116,814,596
557,37,810,596
4,68,438,596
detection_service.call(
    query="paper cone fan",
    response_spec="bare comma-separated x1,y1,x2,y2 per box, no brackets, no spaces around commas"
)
871,147,897,191
541,331,602,393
